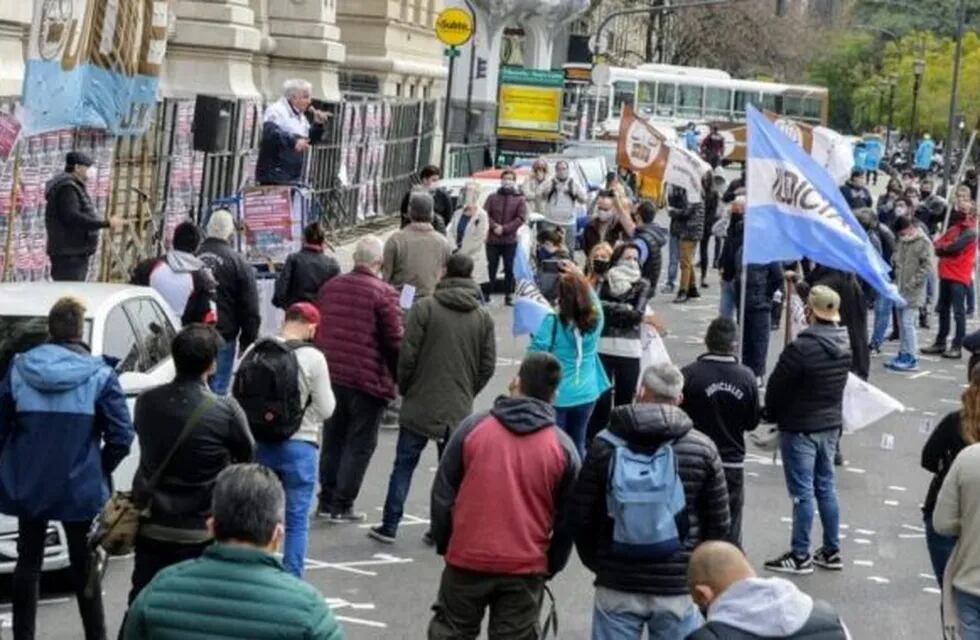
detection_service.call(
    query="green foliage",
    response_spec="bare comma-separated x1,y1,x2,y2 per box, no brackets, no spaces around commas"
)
852,0,980,38
806,32,877,132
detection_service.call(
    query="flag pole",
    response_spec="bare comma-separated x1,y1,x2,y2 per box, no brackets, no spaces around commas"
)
738,110,751,365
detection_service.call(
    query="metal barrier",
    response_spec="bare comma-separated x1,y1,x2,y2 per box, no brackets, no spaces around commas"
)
445,142,493,179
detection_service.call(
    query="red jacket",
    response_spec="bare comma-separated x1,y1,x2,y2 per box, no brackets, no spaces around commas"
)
936,217,978,285
430,396,580,576
314,266,403,400
484,189,528,246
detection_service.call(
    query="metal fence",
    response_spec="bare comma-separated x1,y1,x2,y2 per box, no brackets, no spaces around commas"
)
445,142,493,179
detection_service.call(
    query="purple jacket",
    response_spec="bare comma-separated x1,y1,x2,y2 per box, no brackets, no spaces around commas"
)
485,189,528,246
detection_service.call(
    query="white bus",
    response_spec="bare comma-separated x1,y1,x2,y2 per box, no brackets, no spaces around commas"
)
564,63,829,139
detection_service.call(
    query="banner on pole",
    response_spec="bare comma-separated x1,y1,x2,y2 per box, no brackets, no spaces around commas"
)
616,106,711,203
22,0,170,135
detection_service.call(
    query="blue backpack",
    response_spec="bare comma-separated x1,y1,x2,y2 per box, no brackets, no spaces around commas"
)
598,430,687,560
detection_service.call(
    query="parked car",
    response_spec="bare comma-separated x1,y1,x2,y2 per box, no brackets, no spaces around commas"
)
0,283,178,574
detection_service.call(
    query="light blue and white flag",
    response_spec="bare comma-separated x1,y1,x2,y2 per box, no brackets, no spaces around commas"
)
512,228,554,336
744,106,903,305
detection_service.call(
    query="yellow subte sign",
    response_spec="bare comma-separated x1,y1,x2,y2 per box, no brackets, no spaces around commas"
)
435,8,474,47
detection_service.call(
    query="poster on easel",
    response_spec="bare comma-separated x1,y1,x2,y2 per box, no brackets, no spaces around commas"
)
240,186,300,266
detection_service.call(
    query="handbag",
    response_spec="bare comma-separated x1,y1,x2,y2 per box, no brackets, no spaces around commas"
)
93,396,215,556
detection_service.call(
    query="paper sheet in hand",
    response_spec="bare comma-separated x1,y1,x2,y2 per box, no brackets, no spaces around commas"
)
638,325,671,392
400,285,416,310
842,373,904,434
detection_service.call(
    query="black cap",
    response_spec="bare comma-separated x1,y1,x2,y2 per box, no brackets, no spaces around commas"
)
65,151,94,168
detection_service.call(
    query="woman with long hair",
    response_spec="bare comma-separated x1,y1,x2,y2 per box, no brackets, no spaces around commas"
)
584,242,614,289
528,265,610,457
447,181,490,298
923,369,980,586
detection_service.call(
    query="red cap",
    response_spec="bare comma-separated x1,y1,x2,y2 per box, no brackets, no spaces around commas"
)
287,302,321,326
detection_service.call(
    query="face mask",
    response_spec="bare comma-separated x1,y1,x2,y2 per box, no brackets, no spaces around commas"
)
619,257,639,267
501,179,516,191
597,209,613,222
895,206,908,217
920,189,932,199
592,259,610,274
556,170,569,180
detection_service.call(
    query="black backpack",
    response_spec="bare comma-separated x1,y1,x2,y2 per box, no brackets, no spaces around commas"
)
233,339,311,442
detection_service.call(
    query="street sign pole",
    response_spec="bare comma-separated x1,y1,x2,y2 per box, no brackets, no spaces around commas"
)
440,47,458,170
434,7,474,172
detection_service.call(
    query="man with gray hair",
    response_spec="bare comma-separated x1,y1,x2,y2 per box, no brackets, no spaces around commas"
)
383,191,451,298
122,464,344,639
315,235,404,522
256,78,328,185
570,363,730,639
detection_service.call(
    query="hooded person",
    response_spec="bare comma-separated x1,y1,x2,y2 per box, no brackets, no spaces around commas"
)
807,265,869,382
886,215,935,371
131,221,218,325
839,170,873,211
687,541,851,639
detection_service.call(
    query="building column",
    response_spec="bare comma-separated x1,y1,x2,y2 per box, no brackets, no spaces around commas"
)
523,20,554,70
162,0,261,99
0,3,30,98
264,0,345,102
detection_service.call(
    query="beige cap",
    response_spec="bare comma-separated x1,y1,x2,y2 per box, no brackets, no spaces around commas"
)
808,285,841,323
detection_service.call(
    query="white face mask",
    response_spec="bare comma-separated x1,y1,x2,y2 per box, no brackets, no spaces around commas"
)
556,170,569,180
597,209,614,222
501,179,516,190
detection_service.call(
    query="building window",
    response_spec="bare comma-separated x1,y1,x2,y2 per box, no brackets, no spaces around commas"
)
423,85,430,99
409,84,416,98
396,83,403,97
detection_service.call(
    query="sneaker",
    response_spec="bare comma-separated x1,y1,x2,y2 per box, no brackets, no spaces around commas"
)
764,551,814,575
813,547,843,571
943,347,963,360
367,526,396,544
673,292,689,304
504,294,514,307
327,510,367,524
869,341,881,354
885,353,919,371
701,280,709,289
921,343,946,355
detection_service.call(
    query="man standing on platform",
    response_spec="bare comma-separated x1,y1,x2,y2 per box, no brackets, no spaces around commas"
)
256,79,327,186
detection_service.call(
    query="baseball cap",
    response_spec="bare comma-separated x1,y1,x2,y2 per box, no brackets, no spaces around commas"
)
808,285,841,323
287,302,321,326
65,151,94,168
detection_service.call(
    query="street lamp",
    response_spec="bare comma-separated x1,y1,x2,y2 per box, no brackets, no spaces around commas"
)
910,57,925,159
943,0,968,195
885,74,897,155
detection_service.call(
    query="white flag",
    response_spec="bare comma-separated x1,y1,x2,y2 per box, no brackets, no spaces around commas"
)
842,373,904,434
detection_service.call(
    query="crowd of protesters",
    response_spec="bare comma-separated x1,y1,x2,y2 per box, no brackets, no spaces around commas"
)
11,120,980,640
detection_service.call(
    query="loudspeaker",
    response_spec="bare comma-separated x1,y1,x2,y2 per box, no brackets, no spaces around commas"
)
192,96,235,153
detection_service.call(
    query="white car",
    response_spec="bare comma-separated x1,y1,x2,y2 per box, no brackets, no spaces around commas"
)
0,283,178,573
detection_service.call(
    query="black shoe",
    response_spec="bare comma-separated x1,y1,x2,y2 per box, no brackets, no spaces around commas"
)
834,451,844,467
687,288,701,299
700,280,709,289
422,530,435,547
869,342,881,354
943,347,963,360
764,551,814,575
504,294,514,307
919,309,930,329
367,526,396,544
327,509,367,524
887,331,900,342
673,292,688,304
813,547,843,571
921,344,947,355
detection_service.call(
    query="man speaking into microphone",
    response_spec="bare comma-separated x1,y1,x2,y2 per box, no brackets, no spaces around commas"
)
256,79,328,186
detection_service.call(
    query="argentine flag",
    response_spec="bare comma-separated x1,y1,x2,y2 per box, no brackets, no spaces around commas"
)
512,228,554,336
744,106,903,305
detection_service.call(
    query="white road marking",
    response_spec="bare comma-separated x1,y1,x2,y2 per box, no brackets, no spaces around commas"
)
887,486,907,492
844,467,866,474
359,513,429,529
922,411,938,417
940,398,960,404
920,573,936,580
334,616,388,628
903,524,926,532
840,524,850,530
910,370,932,379
853,560,874,567
867,576,891,584
855,529,876,535
884,500,900,506
899,533,926,539
307,553,414,576
746,471,760,478
854,538,872,545
923,587,942,595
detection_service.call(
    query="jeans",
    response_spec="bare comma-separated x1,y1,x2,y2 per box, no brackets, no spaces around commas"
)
742,309,771,378
49,255,91,282
927,269,938,305
936,279,969,349
679,240,698,292
900,306,920,357
556,401,596,460
725,466,745,548
486,243,517,296
428,565,545,640
871,296,893,346
700,234,720,281
320,384,386,513
924,511,957,587
970,282,976,316
667,235,680,288
587,354,640,443
956,588,980,640
14,519,105,640
381,428,446,534
209,339,237,395
780,430,841,556
256,440,318,577
592,588,703,640
719,280,737,321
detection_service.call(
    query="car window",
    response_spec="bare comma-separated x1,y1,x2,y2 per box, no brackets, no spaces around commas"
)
103,307,142,374
124,297,175,372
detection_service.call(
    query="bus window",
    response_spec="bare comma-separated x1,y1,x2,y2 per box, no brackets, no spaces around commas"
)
783,95,803,117
677,84,704,118
802,97,823,122
637,81,656,116
656,82,676,117
733,90,758,115
705,87,732,120
612,81,636,117
760,92,780,113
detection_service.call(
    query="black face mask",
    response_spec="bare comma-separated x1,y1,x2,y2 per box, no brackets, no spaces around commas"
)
920,189,932,200
592,259,611,275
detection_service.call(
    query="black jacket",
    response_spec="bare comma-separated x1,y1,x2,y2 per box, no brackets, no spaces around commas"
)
765,324,851,434
687,600,849,640
272,246,340,309
255,120,323,186
921,411,967,515
44,173,107,258
681,354,760,464
719,216,744,283
702,189,720,242
632,223,668,290
570,404,730,595
839,181,873,210
734,251,783,313
197,237,261,349
808,266,869,380
598,277,652,342
722,176,745,204
400,188,452,232
133,378,254,542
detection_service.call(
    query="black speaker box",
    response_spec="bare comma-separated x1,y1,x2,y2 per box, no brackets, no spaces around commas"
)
192,96,235,153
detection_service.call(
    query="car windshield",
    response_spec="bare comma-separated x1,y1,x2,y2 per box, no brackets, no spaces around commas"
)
0,317,93,376
576,158,607,190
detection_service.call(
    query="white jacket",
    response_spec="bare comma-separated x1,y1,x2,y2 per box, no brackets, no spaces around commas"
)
935,442,980,637
447,208,490,285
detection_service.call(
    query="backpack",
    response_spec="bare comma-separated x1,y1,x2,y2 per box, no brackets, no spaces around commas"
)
598,430,687,560
233,339,311,442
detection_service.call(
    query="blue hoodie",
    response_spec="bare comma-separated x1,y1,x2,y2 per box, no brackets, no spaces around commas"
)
0,343,134,521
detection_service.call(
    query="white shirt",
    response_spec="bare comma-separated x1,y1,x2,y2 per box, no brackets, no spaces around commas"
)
263,97,310,139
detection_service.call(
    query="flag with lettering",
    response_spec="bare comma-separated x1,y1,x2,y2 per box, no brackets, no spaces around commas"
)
512,227,554,336
744,106,902,305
